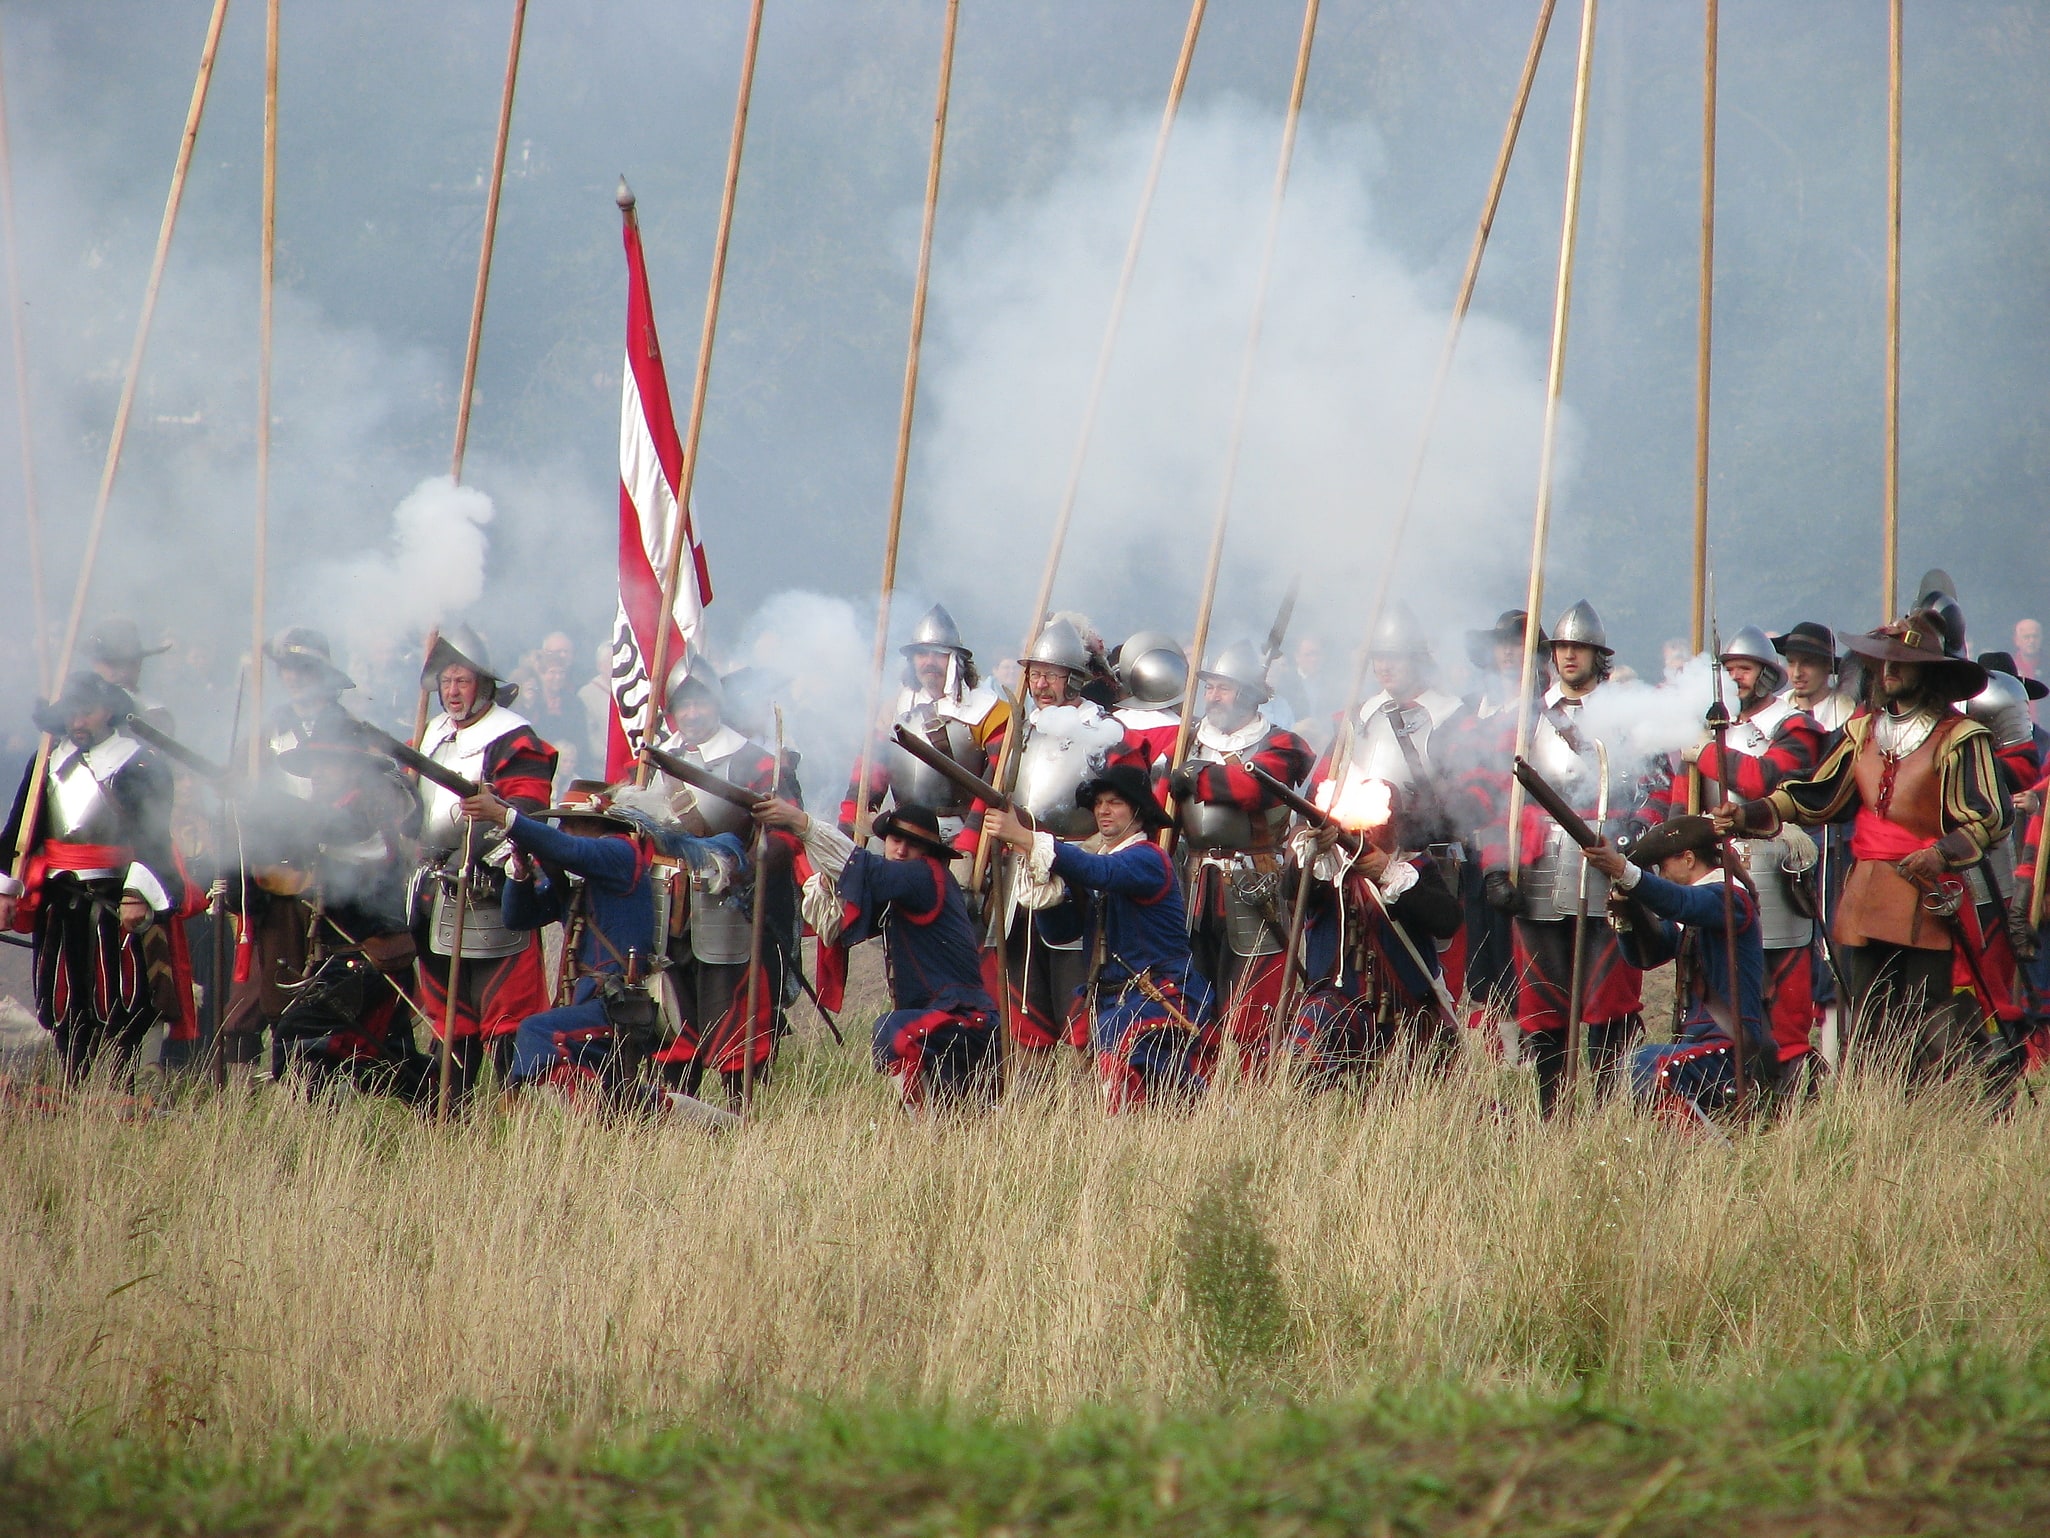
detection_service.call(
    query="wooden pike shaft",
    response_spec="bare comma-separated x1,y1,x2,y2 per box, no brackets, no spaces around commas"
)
409,0,528,750
1882,0,1902,622
741,710,783,1118
1164,0,1321,783
0,20,46,692
1020,0,1207,643
1690,0,1718,656
435,820,475,1123
634,0,769,782
251,0,280,778
1335,0,1558,728
849,0,960,843
11,0,231,887
2031,791,2050,929
1505,0,1601,879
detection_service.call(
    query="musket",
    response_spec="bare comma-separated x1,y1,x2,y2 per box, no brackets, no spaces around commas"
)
1235,756,1457,1027
355,720,482,800
122,714,232,786
639,744,767,814
1708,576,1747,1109
1511,758,1603,850
889,723,1013,815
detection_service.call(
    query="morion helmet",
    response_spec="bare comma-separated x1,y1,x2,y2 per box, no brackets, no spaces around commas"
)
662,645,726,716
1018,617,1091,679
900,602,969,660
422,621,516,706
1114,630,1189,709
1368,600,1431,660
1549,599,1612,656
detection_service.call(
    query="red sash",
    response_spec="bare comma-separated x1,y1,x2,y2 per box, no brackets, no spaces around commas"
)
1849,808,1928,864
10,841,134,931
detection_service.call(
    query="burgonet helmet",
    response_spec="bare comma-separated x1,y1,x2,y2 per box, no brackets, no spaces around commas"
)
1197,639,1272,704
900,603,969,659
1367,601,1431,660
1018,617,1091,679
1115,630,1189,709
1549,599,1612,656
1719,625,1787,696
662,646,726,716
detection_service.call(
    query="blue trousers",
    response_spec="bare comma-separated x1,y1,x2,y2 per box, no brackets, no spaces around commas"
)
509,985,610,1084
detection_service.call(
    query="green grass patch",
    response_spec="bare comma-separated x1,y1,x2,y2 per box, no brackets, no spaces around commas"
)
8,1352,2050,1535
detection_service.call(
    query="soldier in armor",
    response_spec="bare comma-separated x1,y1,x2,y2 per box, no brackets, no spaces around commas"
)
840,604,1009,846
1109,629,1189,787
1686,627,1829,1082
989,765,1216,1111
1168,637,1314,1067
0,672,184,1080
646,647,794,1104
411,623,560,1103
1716,610,2017,1087
218,627,369,1073
1480,600,1653,1115
969,617,1139,1051
764,796,999,1110
84,618,175,733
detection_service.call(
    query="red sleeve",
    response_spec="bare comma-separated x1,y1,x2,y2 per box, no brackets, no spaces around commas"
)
838,746,893,831
1187,729,1313,812
484,728,559,811
1697,713,1824,801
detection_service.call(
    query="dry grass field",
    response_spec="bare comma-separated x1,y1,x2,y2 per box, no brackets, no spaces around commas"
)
3,980,2045,1454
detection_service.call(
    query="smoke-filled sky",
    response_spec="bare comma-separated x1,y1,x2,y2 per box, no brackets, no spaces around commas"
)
3,0,2048,770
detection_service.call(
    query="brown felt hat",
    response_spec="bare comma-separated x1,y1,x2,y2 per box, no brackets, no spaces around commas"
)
1842,609,1987,702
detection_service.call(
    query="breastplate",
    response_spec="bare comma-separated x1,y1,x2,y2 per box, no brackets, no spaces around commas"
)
887,709,984,815
45,736,142,842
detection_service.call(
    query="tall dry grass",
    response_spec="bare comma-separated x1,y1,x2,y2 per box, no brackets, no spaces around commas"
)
2,1013,2047,1445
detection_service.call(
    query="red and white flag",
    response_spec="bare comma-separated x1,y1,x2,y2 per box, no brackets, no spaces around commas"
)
605,208,714,779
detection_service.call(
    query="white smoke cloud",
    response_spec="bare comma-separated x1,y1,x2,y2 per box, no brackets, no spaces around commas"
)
911,106,1559,661
1574,653,1718,763
315,475,496,653
730,589,872,792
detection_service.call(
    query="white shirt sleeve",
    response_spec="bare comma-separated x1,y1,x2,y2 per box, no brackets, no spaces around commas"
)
1009,830,1069,910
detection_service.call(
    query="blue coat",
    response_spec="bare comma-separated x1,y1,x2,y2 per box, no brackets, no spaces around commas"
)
501,813,655,978
1617,868,1771,1058
1038,837,1196,989
839,847,994,1016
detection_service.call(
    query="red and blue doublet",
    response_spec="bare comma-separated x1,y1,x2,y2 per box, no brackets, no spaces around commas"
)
1031,834,1216,1110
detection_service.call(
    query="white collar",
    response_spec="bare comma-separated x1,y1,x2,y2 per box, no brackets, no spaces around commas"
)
667,723,747,764
1545,681,1595,708
424,702,530,757
1358,687,1462,728
1196,714,1271,755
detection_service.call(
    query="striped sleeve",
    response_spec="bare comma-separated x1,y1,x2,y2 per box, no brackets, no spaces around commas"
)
1763,719,1866,829
1935,722,2011,865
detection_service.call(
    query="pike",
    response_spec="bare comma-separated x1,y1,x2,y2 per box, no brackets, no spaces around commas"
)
638,745,766,813
1235,756,1457,1028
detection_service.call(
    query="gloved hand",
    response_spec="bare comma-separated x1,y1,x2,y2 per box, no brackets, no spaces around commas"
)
2008,892,2041,964
1168,763,1200,803
1483,869,1527,916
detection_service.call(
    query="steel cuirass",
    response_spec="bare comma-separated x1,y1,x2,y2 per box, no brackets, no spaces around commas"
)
1015,704,1124,838
45,734,143,844
1518,702,1625,921
887,706,987,816
652,727,762,964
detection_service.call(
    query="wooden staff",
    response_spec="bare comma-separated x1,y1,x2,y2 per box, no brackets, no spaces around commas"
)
848,0,960,843
1019,0,1207,645
739,706,783,1117
1689,0,1718,656
0,20,45,692
434,819,475,1124
408,0,529,749
250,0,280,777
633,0,769,780
1881,0,1902,621
1333,0,1558,732
9,0,231,888
1504,0,1602,880
1163,0,1322,786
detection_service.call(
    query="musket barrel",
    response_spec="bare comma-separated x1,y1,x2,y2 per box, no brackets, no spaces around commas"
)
639,745,765,812
357,722,480,799
1511,757,1602,850
889,724,1010,813
123,713,230,785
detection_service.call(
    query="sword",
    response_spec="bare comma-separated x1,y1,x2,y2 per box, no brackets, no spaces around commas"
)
1903,867,2008,1032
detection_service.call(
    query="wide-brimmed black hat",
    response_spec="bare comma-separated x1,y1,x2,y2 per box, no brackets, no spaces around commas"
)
34,671,134,734
1464,609,1544,671
1629,814,1724,869
1977,651,2048,701
1771,621,1838,665
1843,609,1987,702
267,626,356,692
1076,763,1175,830
874,803,963,860
86,618,172,666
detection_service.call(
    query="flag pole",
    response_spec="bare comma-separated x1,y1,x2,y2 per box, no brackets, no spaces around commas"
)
633,0,768,783
848,0,961,843
409,0,528,751
1881,0,1902,622
1332,0,1558,740
1162,0,1321,789
1505,0,1601,880
0,20,46,693
10,0,231,889
249,0,280,777
1690,0,1718,656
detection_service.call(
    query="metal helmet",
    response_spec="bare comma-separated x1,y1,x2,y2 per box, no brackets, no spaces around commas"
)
1549,599,1612,656
422,621,515,706
1918,593,1968,659
1019,617,1091,677
1967,668,2035,749
1114,630,1189,708
662,646,726,716
1719,625,1788,695
1198,639,1272,703
1368,600,1431,659
899,602,969,659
